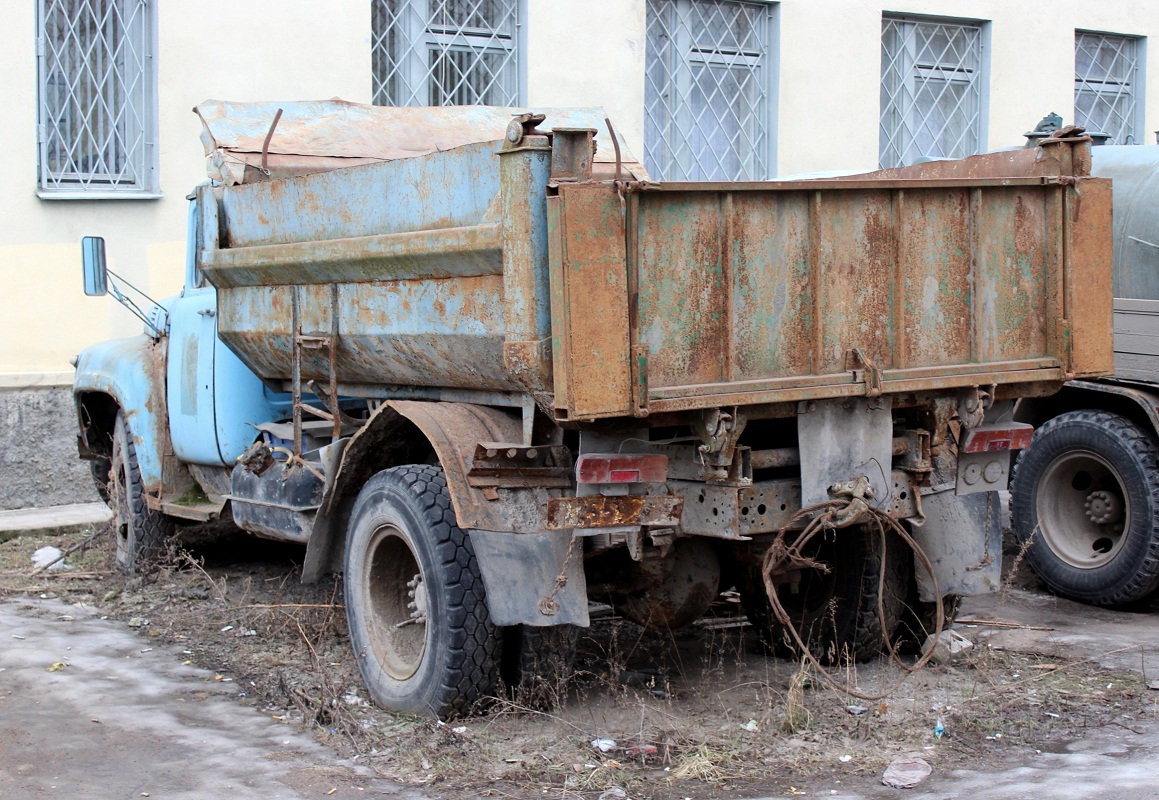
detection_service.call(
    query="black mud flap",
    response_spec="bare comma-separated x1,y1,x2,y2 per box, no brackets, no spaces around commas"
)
468,530,589,627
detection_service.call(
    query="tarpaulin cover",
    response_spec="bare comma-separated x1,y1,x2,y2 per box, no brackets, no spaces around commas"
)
194,98,647,185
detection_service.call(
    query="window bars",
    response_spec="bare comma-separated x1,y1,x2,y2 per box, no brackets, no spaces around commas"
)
372,0,521,107
645,0,773,181
37,0,156,196
1075,32,1141,145
880,16,983,169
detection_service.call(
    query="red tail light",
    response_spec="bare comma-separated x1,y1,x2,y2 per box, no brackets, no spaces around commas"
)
961,423,1034,453
576,454,668,484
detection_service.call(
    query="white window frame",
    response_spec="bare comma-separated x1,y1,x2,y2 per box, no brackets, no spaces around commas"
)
879,14,989,169
372,0,526,107
645,0,778,182
1075,30,1146,145
36,0,159,199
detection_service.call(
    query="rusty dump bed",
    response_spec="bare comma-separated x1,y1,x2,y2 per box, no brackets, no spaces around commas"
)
197,106,1113,422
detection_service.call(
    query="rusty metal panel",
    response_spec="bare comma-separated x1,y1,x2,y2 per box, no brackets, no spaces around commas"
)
635,192,728,388
548,183,633,419
895,189,972,368
217,275,513,391
726,192,813,381
1064,177,1115,378
973,188,1050,363
816,190,896,373
574,174,1091,415
545,495,684,530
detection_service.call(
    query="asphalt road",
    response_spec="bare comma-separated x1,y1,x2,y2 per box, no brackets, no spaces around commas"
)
0,597,422,800
5,590,1159,799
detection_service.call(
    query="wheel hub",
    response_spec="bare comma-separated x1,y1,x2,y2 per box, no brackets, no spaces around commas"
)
1036,451,1130,569
364,526,428,681
403,574,428,626
1084,490,1123,525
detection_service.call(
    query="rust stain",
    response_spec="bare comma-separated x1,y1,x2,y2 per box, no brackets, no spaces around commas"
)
545,495,684,530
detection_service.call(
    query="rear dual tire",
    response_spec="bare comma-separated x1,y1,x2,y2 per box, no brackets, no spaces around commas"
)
743,526,908,663
344,466,501,719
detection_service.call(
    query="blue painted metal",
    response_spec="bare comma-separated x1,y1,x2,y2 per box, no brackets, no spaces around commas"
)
168,197,288,466
198,108,624,402
166,285,219,464
73,335,169,489
213,336,290,463
218,140,500,249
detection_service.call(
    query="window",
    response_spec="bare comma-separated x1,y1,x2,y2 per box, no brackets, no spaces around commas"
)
645,0,775,181
36,0,158,197
1075,32,1143,144
880,16,985,169
372,0,523,107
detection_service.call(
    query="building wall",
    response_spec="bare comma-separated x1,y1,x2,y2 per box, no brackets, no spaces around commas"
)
1,0,1157,507
778,1,1159,176
0,0,371,507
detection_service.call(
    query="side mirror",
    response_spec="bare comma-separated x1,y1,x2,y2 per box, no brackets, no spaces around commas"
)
81,236,108,297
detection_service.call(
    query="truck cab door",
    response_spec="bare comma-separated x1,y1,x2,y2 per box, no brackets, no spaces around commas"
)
167,273,222,464
167,195,287,467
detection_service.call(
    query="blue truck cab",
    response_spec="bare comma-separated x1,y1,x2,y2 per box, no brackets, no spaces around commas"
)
75,194,287,567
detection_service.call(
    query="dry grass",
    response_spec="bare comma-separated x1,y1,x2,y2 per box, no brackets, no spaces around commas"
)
2,524,1157,799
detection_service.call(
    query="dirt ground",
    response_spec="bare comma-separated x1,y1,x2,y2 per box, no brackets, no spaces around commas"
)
2,520,1157,800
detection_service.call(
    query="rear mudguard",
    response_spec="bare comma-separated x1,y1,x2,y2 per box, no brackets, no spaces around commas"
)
303,400,586,625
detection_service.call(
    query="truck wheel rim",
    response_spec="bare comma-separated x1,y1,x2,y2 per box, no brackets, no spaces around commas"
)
111,455,130,568
364,525,427,680
1037,450,1129,569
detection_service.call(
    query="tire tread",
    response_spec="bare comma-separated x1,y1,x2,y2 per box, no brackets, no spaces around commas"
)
1011,409,1159,606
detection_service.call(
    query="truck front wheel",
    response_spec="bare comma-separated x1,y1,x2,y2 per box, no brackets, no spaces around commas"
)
1011,410,1159,606
344,465,500,718
110,411,173,573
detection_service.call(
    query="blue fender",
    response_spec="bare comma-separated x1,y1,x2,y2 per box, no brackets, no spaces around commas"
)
74,334,171,493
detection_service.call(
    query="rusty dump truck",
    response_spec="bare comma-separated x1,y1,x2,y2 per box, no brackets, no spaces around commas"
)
74,101,1112,718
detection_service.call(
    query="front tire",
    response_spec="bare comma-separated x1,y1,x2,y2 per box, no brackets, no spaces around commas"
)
110,411,173,573
344,465,500,718
1011,410,1159,606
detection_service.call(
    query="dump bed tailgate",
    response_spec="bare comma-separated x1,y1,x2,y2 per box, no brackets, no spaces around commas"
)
548,170,1113,420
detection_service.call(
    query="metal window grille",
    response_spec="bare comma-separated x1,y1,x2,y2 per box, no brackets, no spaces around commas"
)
372,0,521,107
36,0,156,196
880,16,982,169
1075,32,1141,145
645,0,773,181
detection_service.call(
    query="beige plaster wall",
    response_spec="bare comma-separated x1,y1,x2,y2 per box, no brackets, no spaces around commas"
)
526,0,648,159
777,0,1159,175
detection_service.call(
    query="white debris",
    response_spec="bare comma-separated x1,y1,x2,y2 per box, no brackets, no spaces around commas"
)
31,547,67,571
922,629,973,664
591,738,617,752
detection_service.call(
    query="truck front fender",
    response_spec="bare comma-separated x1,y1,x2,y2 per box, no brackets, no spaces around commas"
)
74,335,171,495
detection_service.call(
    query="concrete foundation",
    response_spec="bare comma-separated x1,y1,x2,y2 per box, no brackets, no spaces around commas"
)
0,386,99,510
